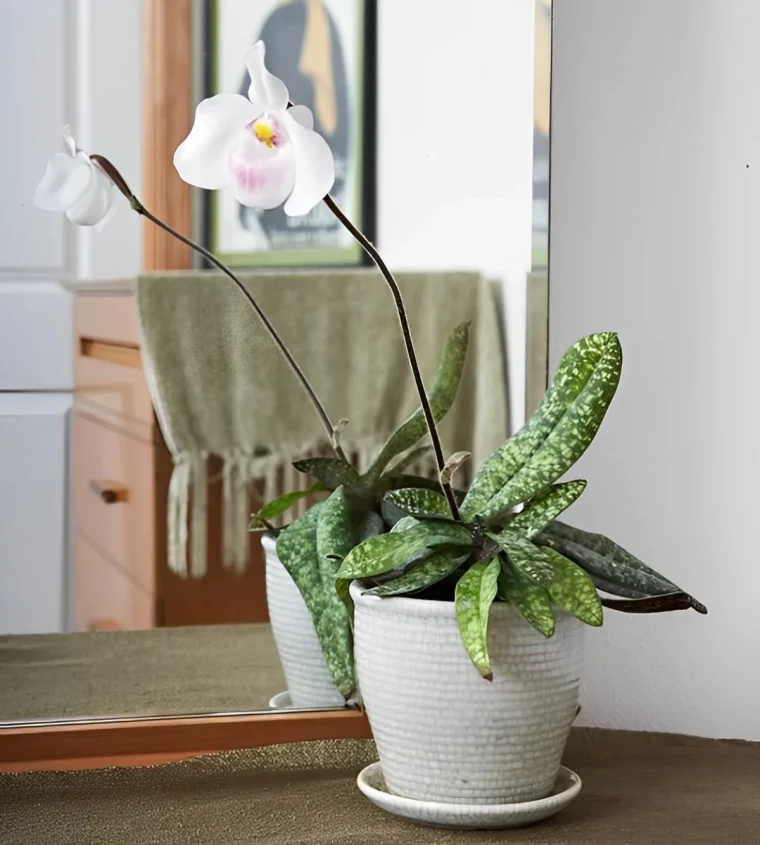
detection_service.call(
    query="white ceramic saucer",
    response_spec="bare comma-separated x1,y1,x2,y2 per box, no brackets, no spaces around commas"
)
356,763,581,830
268,691,293,709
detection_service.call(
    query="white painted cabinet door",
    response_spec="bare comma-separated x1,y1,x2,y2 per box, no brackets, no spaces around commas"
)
0,394,72,634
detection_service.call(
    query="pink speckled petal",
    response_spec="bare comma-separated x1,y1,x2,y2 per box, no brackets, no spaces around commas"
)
229,135,295,210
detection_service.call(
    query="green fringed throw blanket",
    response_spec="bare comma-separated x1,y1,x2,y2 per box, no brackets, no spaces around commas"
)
137,270,508,578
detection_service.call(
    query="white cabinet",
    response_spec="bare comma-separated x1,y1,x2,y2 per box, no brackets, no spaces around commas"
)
0,394,72,634
0,0,141,633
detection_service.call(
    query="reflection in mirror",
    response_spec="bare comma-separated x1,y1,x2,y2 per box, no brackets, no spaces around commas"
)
1,0,535,729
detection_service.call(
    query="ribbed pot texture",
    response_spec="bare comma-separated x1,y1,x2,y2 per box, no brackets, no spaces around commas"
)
262,535,345,709
351,581,584,805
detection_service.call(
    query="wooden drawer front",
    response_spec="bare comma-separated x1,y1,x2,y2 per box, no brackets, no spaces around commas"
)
75,347,155,427
74,411,155,594
76,291,141,347
75,534,154,632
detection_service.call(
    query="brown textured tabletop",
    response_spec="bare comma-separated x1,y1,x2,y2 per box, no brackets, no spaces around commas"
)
1,729,758,844
0,624,286,722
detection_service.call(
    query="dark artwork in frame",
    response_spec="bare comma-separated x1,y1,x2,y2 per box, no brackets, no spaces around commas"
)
203,0,376,268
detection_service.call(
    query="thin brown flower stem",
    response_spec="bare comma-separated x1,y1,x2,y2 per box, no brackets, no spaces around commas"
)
90,155,347,464
322,193,462,521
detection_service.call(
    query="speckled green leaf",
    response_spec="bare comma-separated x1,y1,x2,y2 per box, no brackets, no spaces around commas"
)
462,333,622,522
539,521,707,614
383,488,453,522
508,481,587,538
540,546,603,626
336,520,472,580
250,482,327,528
488,530,555,586
455,558,501,678
497,559,555,638
365,323,470,479
390,515,420,533
364,548,470,597
276,503,354,698
292,457,360,490
275,493,357,698
354,509,386,543
383,447,434,477
313,488,359,686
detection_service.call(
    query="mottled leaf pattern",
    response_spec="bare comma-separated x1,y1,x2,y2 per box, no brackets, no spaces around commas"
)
539,521,707,614
383,446,434,477
509,481,587,538
390,515,421,533
455,558,501,678
497,559,556,638
292,457,360,490
488,531,555,586
462,333,622,521
365,323,470,479
250,482,326,527
364,548,470,597
587,575,649,600
354,509,386,543
383,488,453,520
277,503,354,696
540,546,603,626
336,521,472,580
315,488,361,665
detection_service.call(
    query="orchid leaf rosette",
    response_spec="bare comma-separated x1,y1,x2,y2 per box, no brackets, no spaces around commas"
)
336,332,707,681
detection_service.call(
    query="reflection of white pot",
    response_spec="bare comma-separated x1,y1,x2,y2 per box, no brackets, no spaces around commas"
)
351,582,584,805
262,535,345,709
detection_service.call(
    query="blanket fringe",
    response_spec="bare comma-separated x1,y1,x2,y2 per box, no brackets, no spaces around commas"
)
166,436,406,578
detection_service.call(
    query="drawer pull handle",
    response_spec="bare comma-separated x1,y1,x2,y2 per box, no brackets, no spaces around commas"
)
89,480,130,504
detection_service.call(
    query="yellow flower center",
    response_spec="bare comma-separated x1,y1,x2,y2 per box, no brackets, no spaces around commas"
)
254,121,276,149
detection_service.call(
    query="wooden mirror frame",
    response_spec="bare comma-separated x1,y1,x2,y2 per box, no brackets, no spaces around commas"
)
0,0,370,774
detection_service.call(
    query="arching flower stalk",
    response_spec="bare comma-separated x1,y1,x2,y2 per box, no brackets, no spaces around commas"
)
174,41,461,519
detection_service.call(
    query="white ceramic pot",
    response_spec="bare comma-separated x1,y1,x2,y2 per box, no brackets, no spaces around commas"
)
262,535,345,709
350,582,584,805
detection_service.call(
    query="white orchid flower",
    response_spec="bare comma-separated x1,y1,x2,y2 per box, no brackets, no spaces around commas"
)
33,126,116,228
174,41,334,217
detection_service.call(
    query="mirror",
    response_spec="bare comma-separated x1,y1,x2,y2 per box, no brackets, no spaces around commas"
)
0,0,544,730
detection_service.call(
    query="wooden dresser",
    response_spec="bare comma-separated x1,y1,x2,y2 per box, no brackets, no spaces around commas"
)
73,285,268,632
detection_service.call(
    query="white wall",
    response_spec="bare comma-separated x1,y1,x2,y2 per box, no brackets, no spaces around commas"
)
74,0,143,280
551,0,760,740
377,1,536,429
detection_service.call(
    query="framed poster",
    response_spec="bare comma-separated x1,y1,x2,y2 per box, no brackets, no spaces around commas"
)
205,0,376,267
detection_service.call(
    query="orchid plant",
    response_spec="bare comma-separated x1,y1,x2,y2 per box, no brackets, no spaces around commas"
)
34,40,706,697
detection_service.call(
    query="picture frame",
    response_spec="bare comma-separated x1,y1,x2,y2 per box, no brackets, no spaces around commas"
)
203,0,377,268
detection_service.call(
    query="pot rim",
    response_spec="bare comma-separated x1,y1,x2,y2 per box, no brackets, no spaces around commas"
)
260,533,277,552
349,579,519,619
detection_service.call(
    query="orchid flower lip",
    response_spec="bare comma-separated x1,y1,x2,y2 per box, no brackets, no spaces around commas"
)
173,39,335,216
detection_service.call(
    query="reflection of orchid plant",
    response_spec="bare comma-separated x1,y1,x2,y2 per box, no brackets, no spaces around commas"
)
33,39,707,699
33,127,116,228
